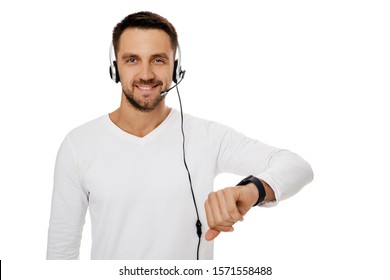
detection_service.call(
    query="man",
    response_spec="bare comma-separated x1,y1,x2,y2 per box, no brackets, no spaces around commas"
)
47,11,313,260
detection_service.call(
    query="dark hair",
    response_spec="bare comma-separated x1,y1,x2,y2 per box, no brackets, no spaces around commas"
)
112,11,178,56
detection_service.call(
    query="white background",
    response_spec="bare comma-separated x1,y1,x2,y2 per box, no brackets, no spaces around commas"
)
0,0,389,279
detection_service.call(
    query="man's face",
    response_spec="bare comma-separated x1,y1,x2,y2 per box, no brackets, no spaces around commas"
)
116,28,175,112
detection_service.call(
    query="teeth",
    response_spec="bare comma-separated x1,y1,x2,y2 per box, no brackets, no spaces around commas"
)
138,86,152,90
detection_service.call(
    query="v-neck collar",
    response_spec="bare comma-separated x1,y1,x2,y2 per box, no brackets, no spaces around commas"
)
103,108,178,144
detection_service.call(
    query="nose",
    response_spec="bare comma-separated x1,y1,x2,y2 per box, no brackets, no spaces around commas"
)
138,62,155,81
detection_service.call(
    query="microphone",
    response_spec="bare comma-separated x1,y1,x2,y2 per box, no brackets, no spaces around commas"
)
160,70,186,97
160,84,178,97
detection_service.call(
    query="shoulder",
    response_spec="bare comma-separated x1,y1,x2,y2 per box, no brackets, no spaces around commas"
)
68,114,107,135
181,111,238,142
63,115,110,147
183,111,230,132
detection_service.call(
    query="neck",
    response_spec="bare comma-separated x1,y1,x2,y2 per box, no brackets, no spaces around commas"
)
109,96,171,138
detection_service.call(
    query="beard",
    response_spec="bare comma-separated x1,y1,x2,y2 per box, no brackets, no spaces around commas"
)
122,79,165,112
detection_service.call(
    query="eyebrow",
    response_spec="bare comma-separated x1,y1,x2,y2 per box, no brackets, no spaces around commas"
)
121,52,171,61
151,53,170,60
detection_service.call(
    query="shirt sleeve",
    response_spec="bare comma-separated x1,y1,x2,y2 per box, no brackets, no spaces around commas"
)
214,124,313,206
46,135,89,259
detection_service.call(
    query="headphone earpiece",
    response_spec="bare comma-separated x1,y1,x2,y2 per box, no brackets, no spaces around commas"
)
109,43,120,83
173,45,185,84
109,60,120,83
173,59,182,84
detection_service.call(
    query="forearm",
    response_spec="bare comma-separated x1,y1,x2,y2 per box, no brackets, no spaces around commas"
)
47,136,89,259
47,190,88,259
257,149,314,203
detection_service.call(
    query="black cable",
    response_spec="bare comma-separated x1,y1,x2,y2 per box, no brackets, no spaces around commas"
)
176,85,202,260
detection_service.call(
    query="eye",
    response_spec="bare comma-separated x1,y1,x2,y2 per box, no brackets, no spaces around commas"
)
153,57,167,64
126,57,138,64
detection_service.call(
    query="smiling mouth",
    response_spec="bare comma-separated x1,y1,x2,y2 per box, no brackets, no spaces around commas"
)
136,85,159,91
133,81,163,92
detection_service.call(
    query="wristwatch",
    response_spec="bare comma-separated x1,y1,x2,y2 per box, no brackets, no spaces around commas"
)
236,175,266,206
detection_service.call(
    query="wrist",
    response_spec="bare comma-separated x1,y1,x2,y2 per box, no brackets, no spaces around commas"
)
261,180,276,202
244,183,261,206
236,175,266,206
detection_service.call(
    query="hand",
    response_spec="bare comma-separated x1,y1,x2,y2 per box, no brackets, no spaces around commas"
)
204,184,259,241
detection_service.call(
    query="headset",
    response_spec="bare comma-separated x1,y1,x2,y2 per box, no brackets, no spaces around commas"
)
109,42,184,85
109,43,202,260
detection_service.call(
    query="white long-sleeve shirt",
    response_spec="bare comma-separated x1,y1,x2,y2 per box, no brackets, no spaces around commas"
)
47,109,313,260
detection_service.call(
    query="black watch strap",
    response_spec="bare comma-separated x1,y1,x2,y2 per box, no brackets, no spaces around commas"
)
236,175,266,206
